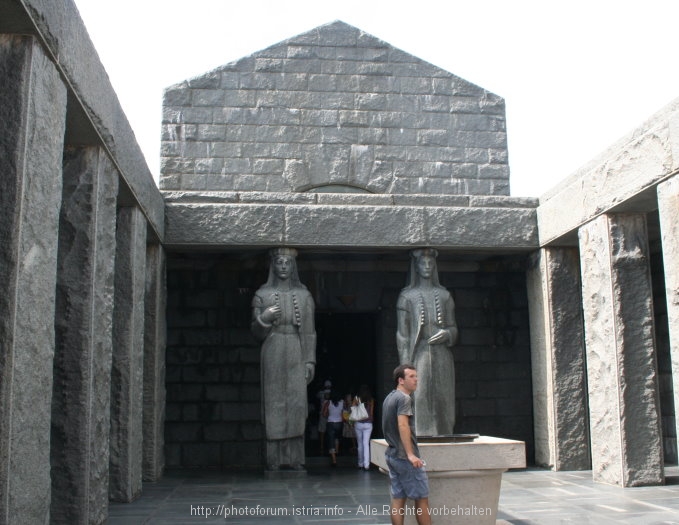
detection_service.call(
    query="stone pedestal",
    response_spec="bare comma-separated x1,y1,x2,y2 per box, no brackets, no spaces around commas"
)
371,436,525,525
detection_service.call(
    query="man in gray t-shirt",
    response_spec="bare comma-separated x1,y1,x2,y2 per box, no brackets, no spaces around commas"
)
381,364,430,525
382,387,419,460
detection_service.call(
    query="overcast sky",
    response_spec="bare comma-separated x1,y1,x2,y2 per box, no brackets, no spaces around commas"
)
72,0,679,197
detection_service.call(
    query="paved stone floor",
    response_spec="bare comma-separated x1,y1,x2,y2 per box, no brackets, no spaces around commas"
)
109,464,679,524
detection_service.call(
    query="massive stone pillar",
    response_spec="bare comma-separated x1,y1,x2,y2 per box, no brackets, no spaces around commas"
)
143,244,167,482
0,35,67,525
578,213,664,486
658,175,679,453
50,147,119,524
110,206,147,502
527,248,590,470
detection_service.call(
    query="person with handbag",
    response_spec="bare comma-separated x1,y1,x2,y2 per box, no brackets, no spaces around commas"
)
324,391,345,467
352,385,375,471
317,380,332,454
342,393,357,454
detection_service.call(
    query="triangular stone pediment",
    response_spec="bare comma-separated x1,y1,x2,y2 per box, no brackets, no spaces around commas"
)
175,21,489,100
162,20,509,196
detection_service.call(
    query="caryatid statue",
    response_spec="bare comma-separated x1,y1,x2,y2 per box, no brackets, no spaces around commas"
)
251,248,316,470
396,248,458,436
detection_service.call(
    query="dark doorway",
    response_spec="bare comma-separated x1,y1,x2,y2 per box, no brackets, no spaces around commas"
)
306,312,378,457
315,312,377,391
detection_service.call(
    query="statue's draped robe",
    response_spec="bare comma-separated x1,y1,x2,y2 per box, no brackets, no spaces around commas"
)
252,286,316,444
397,286,457,436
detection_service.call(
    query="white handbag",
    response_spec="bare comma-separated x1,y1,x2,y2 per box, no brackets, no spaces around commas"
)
349,397,369,421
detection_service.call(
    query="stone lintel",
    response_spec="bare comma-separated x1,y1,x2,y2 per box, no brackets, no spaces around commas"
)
161,190,539,209
163,203,538,250
527,248,590,471
538,97,679,246
51,147,118,524
657,175,679,453
110,207,147,502
578,213,664,487
0,34,66,525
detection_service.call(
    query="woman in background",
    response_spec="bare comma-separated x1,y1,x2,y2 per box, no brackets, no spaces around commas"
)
324,391,345,467
353,384,375,471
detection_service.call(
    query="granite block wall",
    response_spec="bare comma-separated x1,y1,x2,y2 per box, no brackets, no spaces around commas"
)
165,253,533,468
160,21,509,196
446,264,533,458
165,257,263,468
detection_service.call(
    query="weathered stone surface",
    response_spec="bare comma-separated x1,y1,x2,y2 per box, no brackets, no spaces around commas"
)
393,194,470,207
288,205,427,247
578,214,664,486
425,206,537,248
164,202,538,249
539,97,679,245
1,0,164,239
239,191,316,204
51,147,119,524
0,34,66,525
164,203,285,247
657,175,679,454
161,190,539,209
110,207,147,502
161,21,509,196
469,195,538,209
527,248,589,470
162,191,240,204
315,193,394,206
143,244,167,482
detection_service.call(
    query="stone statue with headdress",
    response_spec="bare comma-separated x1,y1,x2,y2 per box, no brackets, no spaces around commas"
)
251,248,316,470
396,248,458,436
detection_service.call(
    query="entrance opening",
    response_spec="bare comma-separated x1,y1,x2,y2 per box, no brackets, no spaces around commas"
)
306,312,378,458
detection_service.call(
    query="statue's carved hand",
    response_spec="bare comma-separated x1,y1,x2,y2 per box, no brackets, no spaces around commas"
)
427,329,450,345
261,305,281,324
305,363,315,384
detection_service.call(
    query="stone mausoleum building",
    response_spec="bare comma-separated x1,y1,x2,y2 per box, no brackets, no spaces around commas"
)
2,1,679,523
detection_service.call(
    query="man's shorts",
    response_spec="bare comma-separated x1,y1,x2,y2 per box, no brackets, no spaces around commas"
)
386,455,429,500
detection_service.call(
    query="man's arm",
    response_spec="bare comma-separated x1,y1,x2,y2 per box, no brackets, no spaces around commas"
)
397,414,424,468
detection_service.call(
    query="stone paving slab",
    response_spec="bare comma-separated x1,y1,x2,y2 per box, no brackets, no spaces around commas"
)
109,466,679,524
497,467,679,525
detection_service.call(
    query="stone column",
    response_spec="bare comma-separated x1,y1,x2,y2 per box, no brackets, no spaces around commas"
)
658,175,679,453
0,35,67,525
526,248,590,470
143,244,167,482
110,206,147,502
50,147,119,523
578,213,664,486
